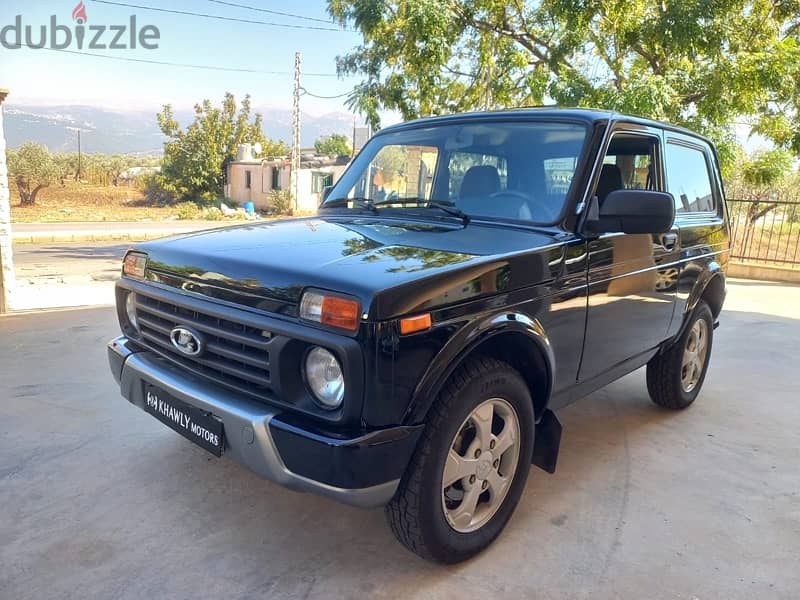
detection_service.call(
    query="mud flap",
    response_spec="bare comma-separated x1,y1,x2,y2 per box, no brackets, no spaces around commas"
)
532,409,561,474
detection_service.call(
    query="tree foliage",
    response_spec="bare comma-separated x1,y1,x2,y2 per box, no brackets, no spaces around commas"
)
157,93,288,201
6,143,59,205
315,133,352,156
328,0,800,160
741,149,793,188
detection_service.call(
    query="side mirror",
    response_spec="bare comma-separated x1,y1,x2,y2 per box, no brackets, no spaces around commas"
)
585,189,675,234
321,186,334,203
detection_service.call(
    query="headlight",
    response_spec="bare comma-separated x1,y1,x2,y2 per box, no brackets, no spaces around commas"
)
125,292,139,331
300,290,360,332
304,347,344,409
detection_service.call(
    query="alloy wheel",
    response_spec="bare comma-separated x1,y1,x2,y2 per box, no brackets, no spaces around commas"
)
441,397,521,533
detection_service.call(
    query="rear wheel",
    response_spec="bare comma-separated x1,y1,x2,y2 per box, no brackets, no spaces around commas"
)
647,301,714,409
385,356,535,563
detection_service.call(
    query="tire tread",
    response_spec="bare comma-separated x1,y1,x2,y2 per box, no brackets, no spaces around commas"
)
385,355,512,562
647,301,713,410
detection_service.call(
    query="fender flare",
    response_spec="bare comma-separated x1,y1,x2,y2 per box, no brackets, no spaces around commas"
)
402,311,556,425
671,261,726,343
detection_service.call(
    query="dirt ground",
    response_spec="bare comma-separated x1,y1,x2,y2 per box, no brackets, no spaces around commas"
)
8,181,183,223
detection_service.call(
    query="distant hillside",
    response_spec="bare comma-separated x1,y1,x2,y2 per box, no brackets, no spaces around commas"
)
2,104,356,155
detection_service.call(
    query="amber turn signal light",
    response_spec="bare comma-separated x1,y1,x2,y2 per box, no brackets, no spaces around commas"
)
321,296,360,331
399,313,432,335
300,291,361,332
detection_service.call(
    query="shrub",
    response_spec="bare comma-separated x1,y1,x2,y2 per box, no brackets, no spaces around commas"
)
268,190,294,215
175,201,201,220
139,173,174,206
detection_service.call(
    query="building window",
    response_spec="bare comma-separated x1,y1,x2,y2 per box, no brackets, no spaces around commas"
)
245,170,252,189
271,167,281,190
311,171,334,193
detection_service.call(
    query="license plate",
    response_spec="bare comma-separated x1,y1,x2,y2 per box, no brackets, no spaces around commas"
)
143,385,225,456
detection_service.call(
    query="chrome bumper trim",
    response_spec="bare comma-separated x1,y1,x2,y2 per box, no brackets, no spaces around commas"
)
108,336,398,508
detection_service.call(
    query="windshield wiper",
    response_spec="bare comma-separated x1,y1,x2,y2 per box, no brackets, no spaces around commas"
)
426,200,470,225
324,196,378,214
372,197,470,226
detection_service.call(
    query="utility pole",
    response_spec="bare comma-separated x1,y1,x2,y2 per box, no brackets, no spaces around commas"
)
0,87,14,314
290,52,302,212
352,116,356,158
67,126,83,181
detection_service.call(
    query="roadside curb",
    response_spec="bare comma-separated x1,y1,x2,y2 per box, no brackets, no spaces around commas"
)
11,230,191,244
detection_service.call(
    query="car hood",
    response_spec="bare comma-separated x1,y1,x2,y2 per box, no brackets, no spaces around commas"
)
137,216,564,319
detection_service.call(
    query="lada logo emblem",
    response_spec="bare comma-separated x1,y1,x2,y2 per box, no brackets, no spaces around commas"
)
170,326,204,357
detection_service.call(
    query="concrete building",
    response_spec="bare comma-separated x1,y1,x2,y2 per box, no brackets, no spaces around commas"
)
226,144,350,212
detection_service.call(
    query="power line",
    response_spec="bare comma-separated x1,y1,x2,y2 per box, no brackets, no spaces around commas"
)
5,43,339,76
92,0,345,32
300,87,351,99
206,0,335,25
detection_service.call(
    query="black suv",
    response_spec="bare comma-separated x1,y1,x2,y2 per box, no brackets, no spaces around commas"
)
108,109,729,563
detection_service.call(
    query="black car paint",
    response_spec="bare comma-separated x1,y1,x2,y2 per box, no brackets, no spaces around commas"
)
117,108,729,486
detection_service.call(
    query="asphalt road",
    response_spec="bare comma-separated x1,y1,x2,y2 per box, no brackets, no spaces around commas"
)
1,280,798,599
12,241,129,284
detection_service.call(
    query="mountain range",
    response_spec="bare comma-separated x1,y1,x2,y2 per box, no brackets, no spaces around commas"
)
2,104,357,155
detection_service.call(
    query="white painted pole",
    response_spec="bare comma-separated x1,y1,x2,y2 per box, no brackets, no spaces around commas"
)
290,52,301,212
0,88,14,314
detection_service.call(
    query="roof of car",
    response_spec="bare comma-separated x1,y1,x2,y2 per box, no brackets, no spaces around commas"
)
377,107,710,144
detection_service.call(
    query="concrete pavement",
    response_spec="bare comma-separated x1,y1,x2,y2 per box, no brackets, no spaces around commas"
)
1,281,799,599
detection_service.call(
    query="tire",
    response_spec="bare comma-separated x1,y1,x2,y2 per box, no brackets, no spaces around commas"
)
647,300,714,409
385,356,535,563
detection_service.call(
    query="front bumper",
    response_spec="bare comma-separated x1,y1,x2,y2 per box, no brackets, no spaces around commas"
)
108,336,422,508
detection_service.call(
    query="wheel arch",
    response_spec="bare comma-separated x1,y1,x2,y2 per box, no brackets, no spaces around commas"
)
403,312,555,426
671,265,726,345
698,271,725,319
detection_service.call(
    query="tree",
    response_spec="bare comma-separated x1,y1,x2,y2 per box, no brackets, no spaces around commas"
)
157,93,288,201
105,155,130,187
7,143,58,206
315,133,352,156
328,0,800,161
733,149,794,250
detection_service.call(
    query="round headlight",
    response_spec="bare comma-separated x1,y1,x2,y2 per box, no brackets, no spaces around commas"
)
125,292,139,331
304,347,344,409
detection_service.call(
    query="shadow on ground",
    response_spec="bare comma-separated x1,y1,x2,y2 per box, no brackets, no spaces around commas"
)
0,285,798,599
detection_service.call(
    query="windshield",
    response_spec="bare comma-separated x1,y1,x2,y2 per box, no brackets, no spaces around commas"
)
321,120,588,223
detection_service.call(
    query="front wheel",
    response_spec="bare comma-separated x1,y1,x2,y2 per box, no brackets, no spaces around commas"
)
385,356,535,563
647,300,714,409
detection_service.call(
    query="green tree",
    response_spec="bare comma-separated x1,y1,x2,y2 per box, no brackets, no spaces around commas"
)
315,133,352,156
105,155,131,187
7,143,59,205
328,0,800,160
157,93,288,201
729,149,795,250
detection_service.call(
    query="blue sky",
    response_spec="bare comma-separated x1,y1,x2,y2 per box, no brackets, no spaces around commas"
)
0,0,368,116
0,0,770,151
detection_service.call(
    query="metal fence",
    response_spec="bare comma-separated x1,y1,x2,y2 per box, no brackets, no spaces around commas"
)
726,198,800,268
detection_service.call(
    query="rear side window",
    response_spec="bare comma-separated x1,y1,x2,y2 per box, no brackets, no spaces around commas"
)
665,142,715,213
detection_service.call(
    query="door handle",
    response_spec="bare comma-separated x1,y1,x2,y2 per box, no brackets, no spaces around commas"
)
660,232,678,251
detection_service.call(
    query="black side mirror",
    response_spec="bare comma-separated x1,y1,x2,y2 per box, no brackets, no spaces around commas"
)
321,186,334,203
584,189,675,234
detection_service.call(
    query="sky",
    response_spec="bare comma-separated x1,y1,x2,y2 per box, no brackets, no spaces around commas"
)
0,0,771,152
0,0,373,117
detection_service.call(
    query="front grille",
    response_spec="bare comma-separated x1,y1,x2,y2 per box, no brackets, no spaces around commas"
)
134,292,274,400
